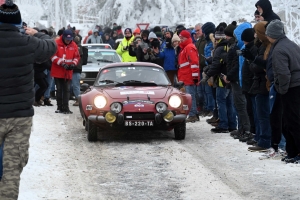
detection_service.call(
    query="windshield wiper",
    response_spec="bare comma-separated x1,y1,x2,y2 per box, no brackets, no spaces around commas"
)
96,59,113,63
122,80,157,86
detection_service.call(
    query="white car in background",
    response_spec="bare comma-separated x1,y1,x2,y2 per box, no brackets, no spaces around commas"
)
82,43,112,50
80,48,121,90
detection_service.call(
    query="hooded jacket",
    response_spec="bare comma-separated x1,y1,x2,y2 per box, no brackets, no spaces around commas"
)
51,35,80,80
255,0,281,22
0,24,57,118
116,35,137,62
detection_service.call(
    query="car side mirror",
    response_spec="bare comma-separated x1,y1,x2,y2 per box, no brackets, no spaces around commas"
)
81,83,90,91
174,81,184,90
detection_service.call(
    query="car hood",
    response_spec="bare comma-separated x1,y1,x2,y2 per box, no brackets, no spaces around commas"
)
82,62,108,72
103,86,169,99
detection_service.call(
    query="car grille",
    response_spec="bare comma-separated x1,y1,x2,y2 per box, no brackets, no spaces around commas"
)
85,72,98,78
124,112,155,120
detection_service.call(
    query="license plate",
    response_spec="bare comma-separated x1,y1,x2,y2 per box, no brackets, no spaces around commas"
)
124,120,154,127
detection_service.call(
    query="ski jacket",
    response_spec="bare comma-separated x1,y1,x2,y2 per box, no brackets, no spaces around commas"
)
178,38,200,85
116,36,137,62
51,35,80,80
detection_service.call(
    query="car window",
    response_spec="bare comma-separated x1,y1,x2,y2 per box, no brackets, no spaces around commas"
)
87,50,121,63
95,66,170,86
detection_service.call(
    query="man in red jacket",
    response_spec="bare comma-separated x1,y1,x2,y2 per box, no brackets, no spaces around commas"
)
178,30,200,122
51,29,80,114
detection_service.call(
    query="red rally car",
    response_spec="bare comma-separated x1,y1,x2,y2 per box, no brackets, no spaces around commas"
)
79,62,192,141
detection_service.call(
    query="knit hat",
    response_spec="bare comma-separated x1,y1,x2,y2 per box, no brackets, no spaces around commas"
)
265,19,285,39
134,35,142,42
241,28,255,42
62,29,74,41
224,21,237,37
124,28,132,34
0,0,22,26
214,26,226,39
148,32,157,40
201,22,215,36
93,29,98,33
172,34,180,42
216,22,227,32
179,30,191,39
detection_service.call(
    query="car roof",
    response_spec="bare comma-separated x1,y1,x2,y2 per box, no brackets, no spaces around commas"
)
100,62,164,70
88,48,117,52
82,43,112,49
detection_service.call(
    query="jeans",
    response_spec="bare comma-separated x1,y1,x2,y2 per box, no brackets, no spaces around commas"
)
55,78,71,110
197,82,215,112
0,141,3,179
44,70,54,99
216,87,237,129
251,95,261,141
255,94,271,148
231,82,250,132
270,92,283,151
185,85,197,117
72,72,81,99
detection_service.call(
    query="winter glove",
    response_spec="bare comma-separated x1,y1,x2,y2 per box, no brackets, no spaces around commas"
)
205,57,213,65
123,46,129,51
61,63,69,70
69,64,76,70
193,79,199,85
200,72,208,85
241,48,255,60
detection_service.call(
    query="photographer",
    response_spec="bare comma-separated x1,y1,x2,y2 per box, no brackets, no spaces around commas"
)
51,29,80,114
143,32,164,67
129,35,142,57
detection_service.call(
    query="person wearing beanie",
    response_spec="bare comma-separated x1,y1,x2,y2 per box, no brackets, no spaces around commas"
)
202,24,237,133
171,33,180,43
0,0,57,198
103,32,115,48
116,27,137,62
254,10,264,22
134,30,150,62
177,29,200,122
255,0,281,22
51,29,80,114
87,29,103,44
201,22,215,41
148,31,157,40
265,19,300,163
224,21,237,38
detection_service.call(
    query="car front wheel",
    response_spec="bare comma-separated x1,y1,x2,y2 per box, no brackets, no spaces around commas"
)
87,119,98,142
174,121,186,140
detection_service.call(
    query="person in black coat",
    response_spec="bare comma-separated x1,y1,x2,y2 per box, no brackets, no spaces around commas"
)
34,60,51,106
255,0,281,23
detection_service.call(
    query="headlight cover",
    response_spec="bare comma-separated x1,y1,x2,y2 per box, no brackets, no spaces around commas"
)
110,102,122,113
155,102,167,113
169,95,182,108
94,96,107,108
80,73,86,79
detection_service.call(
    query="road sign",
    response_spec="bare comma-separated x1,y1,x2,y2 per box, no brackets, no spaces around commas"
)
136,23,150,30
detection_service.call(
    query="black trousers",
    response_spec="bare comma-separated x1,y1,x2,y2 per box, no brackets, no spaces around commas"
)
281,86,300,157
245,92,256,134
35,78,48,102
270,93,283,151
54,78,71,110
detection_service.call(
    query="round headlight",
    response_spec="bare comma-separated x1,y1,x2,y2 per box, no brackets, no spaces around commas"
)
110,102,122,113
156,102,167,113
81,73,86,79
169,95,182,108
94,96,107,108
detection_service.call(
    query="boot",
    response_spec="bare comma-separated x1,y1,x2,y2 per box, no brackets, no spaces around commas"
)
63,107,73,114
44,98,53,106
73,100,79,106
55,106,64,113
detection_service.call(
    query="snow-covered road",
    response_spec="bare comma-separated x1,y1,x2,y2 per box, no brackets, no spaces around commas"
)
18,102,300,200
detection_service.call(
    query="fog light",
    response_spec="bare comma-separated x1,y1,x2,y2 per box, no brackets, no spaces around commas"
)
105,112,116,123
163,111,174,122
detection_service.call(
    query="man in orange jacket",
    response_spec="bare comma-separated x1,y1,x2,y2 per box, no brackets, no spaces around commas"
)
51,29,80,114
178,30,200,122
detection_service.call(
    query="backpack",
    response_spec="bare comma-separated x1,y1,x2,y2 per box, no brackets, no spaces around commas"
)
82,46,88,65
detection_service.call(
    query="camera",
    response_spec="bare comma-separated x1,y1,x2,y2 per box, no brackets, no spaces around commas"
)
236,50,242,56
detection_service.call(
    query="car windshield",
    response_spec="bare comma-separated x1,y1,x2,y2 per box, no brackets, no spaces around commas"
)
95,66,171,86
87,50,120,63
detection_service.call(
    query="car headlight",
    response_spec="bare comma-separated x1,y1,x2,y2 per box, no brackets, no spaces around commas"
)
94,96,107,108
110,102,122,113
156,102,167,113
81,73,86,79
169,95,182,108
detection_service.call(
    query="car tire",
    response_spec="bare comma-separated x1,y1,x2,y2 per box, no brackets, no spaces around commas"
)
174,121,186,140
84,119,88,131
87,119,98,142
